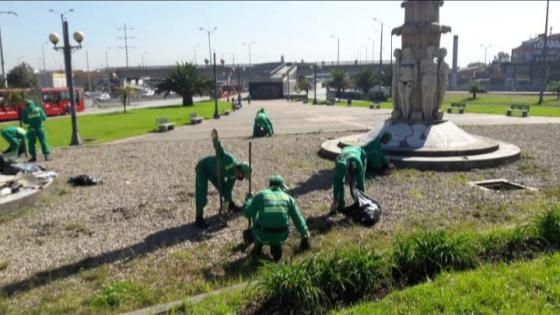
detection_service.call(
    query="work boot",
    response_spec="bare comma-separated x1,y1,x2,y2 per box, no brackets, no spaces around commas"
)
28,157,37,163
270,245,283,262
194,216,209,229
44,155,50,161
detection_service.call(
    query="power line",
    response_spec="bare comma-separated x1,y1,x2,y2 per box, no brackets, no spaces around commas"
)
117,23,135,69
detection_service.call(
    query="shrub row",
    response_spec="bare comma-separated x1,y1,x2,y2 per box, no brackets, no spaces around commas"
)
257,208,560,314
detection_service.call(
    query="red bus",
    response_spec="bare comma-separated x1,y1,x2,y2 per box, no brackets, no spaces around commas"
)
0,87,85,122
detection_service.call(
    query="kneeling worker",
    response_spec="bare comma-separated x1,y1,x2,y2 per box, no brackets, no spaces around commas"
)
195,129,252,228
243,175,310,261
362,132,392,174
332,145,366,212
1,126,28,158
253,108,273,137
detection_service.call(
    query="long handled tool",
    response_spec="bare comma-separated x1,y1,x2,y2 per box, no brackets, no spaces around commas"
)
213,129,225,219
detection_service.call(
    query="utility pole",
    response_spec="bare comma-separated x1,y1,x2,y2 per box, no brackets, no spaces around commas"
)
193,44,198,65
0,11,17,88
105,47,110,70
41,42,47,71
213,51,219,119
373,18,383,74
331,35,340,67
117,24,135,68
86,49,92,91
199,26,217,68
538,0,550,105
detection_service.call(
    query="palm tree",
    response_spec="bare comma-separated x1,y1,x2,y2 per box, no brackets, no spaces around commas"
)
354,68,377,95
547,81,560,100
329,69,349,101
297,76,313,98
155,62,214,106
468,81,481,100
113,85,138,113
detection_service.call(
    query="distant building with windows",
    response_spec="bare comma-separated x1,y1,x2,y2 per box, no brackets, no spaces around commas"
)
511,33,560,63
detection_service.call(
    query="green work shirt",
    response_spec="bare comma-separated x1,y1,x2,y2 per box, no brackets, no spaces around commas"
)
244,187,309,245
333,145,366,209
200,138,240,201
22,103,47,129
1,126,26,139
254,111,273,135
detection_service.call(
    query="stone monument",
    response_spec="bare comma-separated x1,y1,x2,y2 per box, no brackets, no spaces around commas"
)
320,0,520,170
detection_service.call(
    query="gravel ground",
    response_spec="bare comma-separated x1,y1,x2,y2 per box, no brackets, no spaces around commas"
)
1,124,559,291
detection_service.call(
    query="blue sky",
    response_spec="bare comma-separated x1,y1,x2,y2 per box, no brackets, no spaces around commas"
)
0,1,558,71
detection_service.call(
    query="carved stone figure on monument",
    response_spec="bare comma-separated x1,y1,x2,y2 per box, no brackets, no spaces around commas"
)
391,49,402,120
434,48,449,120
421,45,438,121
397,47,416,121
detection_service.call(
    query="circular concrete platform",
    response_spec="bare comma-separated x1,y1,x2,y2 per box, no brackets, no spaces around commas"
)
320,120,521,171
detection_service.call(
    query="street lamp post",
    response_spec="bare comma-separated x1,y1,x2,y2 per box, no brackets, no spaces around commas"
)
0,11,17,88
373,18,383,74
312,63,321,104
49,8,84,146
199,26,217,67
212,51,220,119
480,44,492,65
362,44,368,64
331,35,340,66
193,43,199,65
538,0,551,105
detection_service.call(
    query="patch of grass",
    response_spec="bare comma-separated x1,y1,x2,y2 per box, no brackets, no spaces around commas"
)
535,208,560,249
175,287,256,315
79,265,108,286
406,189,423,200
258,247,387,314
392,230,478,284
64,221,92,237
89,281,156,311
335,252,560,315
0,260,9,271
0,100,231,149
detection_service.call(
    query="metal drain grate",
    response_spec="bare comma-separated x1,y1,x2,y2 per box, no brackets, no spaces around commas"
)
469,178,536,192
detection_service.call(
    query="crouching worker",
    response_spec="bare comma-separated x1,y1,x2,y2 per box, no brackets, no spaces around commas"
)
252,108,273,137
243,175,310,261
1,126,28,158
331,145,366,213
194,129,252,229
362,132,392,174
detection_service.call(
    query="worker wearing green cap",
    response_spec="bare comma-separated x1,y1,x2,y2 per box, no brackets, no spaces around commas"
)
243,175,310,261
194,130,251,228
332,145,367,212
1,126,28,158
21,99,50,162
252,108,273,137
362,132,392,174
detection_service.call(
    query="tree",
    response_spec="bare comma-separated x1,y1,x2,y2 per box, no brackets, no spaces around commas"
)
296,76,312,97
7,63,37,88
329,69,349,101
353,68,377,95
155,62,214,106
547,81,560,100
468,81,481,99
113,85,138,113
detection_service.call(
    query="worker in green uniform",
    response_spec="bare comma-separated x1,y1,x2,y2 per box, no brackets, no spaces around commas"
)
331,145,367,212
21,99,50,162
362,132,392,174
243,175,310,261
1,126,28,158
252,108,273,137
194,129,251,228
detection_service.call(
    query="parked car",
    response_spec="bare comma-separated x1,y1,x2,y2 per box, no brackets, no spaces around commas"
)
139,89,155,98
95,93,111,102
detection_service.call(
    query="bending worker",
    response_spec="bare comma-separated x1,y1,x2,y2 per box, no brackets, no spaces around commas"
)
252,108,273,137
195,129,251,228
1,126,28,158
362,132,392,174
243,175,310,261
332,144,366,212
22,99,50,162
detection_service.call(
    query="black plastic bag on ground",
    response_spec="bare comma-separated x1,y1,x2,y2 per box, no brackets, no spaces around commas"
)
0,156,45,175
68,175,103,186
254,124,267,137
340,188,382,227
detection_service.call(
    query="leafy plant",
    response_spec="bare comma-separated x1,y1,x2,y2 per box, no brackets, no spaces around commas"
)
155,62,214,106
468,81,481,99
7,62,37,88
535,208,560,249
112,86,139,113
328,69,349,101
297,76,313,98
392,231,477,284
353,68,378,94
547,81,560,100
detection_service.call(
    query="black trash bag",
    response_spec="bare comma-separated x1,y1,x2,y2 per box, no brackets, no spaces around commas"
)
254,124,267,137
68,175,103,186
340,188,382,227
0,156,45,175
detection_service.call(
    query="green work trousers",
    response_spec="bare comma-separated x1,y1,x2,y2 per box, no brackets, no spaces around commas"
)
28,127,50,159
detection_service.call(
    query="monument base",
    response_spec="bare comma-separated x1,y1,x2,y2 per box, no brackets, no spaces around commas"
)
320,120,520,171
